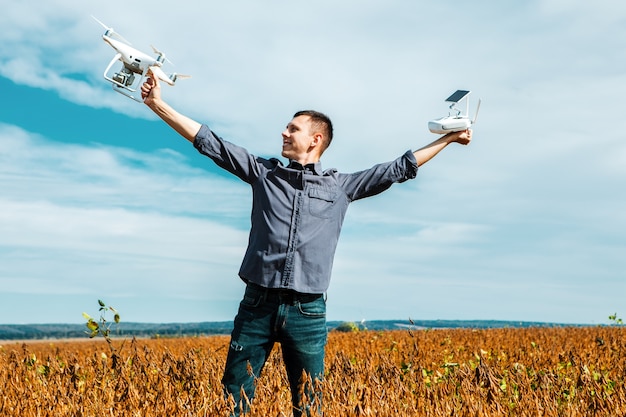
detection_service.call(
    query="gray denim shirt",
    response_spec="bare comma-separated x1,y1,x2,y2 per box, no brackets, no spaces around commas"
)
194,124,418,294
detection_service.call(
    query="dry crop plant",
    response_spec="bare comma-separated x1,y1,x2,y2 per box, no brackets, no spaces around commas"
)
0,336,237,416
0,326,624,416
320,326,626,416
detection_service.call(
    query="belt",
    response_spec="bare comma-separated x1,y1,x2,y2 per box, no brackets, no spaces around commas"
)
246,282,323,304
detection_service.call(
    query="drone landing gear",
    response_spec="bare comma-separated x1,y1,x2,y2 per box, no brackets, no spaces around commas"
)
111,83,144,102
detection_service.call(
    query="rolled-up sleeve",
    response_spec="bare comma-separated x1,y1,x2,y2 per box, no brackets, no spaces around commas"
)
398,150,419,182
193,124,262,184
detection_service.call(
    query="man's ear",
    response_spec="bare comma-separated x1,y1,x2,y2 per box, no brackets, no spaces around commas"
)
311,132,324,147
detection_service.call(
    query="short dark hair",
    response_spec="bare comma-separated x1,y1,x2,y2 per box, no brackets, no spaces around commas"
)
293,110,333,150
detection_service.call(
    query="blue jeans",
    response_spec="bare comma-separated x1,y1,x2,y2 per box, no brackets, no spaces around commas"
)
222,283,327,416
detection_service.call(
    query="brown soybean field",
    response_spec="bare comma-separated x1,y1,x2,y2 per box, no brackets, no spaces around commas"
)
1,326,624,416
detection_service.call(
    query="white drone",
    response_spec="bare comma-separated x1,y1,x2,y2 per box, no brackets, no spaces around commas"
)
428,90,481,134
93,16,190,102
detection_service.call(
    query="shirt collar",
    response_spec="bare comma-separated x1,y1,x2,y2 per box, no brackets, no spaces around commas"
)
287,160,323,176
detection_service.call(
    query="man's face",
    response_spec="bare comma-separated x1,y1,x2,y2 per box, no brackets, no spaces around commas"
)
281,115,317,162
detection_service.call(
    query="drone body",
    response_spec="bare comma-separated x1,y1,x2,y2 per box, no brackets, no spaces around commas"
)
94,17,189,102
428,90,481,134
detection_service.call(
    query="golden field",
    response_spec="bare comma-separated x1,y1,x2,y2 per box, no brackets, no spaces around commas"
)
1,326,624,416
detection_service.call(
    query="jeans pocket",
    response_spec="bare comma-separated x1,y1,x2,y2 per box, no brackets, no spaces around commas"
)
296,297,326,318
236,287,264,322
241,285,264,308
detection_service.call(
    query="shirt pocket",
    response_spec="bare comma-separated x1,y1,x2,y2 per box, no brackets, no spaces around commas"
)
308,187,338,219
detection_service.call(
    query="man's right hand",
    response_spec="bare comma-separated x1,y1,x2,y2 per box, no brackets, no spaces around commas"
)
141,70,161,107
139,69,202,143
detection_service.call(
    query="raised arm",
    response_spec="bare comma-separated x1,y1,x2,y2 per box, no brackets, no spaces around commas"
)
413,129,472,167
141,72,202,143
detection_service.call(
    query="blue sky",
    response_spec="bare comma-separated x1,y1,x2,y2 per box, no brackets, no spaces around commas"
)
1,1,625,325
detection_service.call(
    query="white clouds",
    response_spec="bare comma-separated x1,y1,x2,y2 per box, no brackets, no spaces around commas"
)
0,124,250,321
0,123,249,215
3,1,624,160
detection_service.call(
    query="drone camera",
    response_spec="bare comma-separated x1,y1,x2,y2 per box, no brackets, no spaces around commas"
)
113,67,135,87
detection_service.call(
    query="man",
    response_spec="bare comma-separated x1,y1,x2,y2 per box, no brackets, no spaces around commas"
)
141,74,471,416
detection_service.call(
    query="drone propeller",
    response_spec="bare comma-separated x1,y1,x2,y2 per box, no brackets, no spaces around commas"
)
92,15,132,45
151,45,173,65
148,66,192,86
170,73,192,82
